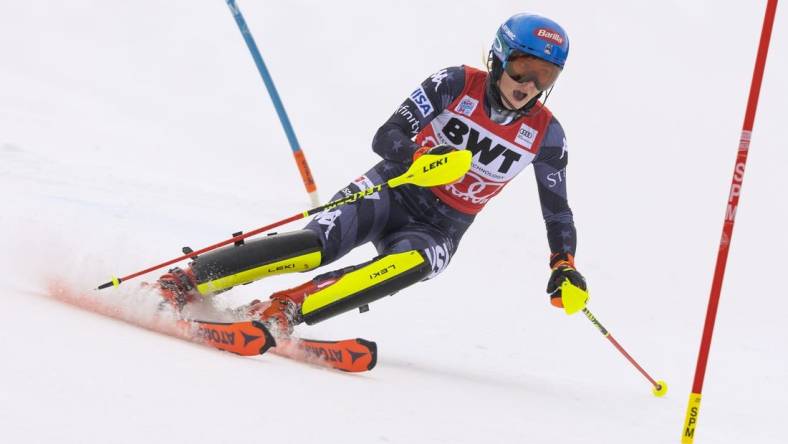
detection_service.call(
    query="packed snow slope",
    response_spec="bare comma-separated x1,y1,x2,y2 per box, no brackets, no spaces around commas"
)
1,1,785,443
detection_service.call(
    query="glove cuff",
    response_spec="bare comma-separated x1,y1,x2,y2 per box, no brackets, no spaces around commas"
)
550,252,575,269
412,145,431,161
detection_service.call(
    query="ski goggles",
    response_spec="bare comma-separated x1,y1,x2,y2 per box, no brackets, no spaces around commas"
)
504,53,562,91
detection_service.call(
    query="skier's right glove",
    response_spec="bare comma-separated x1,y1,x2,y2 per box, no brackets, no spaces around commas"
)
546,253,587,311
412,143,456,161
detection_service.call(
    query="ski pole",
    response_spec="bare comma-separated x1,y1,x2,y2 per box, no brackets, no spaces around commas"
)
225,0,320,206
681,1,778,442
559,280,667,396
96,150,472,290
581,307,667,396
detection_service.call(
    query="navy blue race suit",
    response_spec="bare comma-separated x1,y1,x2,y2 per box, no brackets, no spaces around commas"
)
303,65,576,282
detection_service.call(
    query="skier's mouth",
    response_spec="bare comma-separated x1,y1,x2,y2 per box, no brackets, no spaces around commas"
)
512,90,528,101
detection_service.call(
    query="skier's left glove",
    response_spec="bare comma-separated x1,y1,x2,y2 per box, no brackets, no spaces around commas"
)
546,253,587,310
412,143,456,161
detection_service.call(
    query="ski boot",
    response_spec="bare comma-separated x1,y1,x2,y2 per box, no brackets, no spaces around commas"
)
157,266,200,312
247,280,319,337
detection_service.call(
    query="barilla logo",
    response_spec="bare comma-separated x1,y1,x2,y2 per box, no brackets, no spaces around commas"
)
501,24,517,40
535,28,564,45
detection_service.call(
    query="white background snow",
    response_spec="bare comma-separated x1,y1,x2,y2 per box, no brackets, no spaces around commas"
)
1,1,786,443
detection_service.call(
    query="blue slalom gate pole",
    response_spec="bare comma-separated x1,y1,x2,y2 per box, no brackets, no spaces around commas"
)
225,0,319,205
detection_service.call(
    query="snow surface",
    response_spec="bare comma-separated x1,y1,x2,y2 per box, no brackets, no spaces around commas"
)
1,1,786,443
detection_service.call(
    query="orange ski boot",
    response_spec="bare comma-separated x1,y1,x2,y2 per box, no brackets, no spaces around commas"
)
157,266,200,312
247,280,319,337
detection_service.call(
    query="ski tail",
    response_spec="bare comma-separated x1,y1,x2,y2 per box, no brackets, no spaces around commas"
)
183,319,377,372
274,337,377,372
182,320,276,356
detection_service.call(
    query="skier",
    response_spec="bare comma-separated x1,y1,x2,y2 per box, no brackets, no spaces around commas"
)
157,12,587,336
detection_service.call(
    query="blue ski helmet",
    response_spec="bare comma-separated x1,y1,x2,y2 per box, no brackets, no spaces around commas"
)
491,13,570,69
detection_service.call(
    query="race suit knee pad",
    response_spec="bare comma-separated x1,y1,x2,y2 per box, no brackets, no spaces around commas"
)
191,230,322,296
300,250,431,325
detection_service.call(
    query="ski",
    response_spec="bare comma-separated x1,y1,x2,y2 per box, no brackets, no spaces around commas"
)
180,319,377,372
273,336,377,372
47,282,377,372
177,319,277,356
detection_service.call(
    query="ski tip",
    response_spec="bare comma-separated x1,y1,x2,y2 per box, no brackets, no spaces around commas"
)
355,338,378,371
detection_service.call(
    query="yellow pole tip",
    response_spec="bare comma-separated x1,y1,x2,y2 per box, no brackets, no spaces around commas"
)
652,380,668,397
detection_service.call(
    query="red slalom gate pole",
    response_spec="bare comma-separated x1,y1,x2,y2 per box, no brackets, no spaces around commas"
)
681,1,778,442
